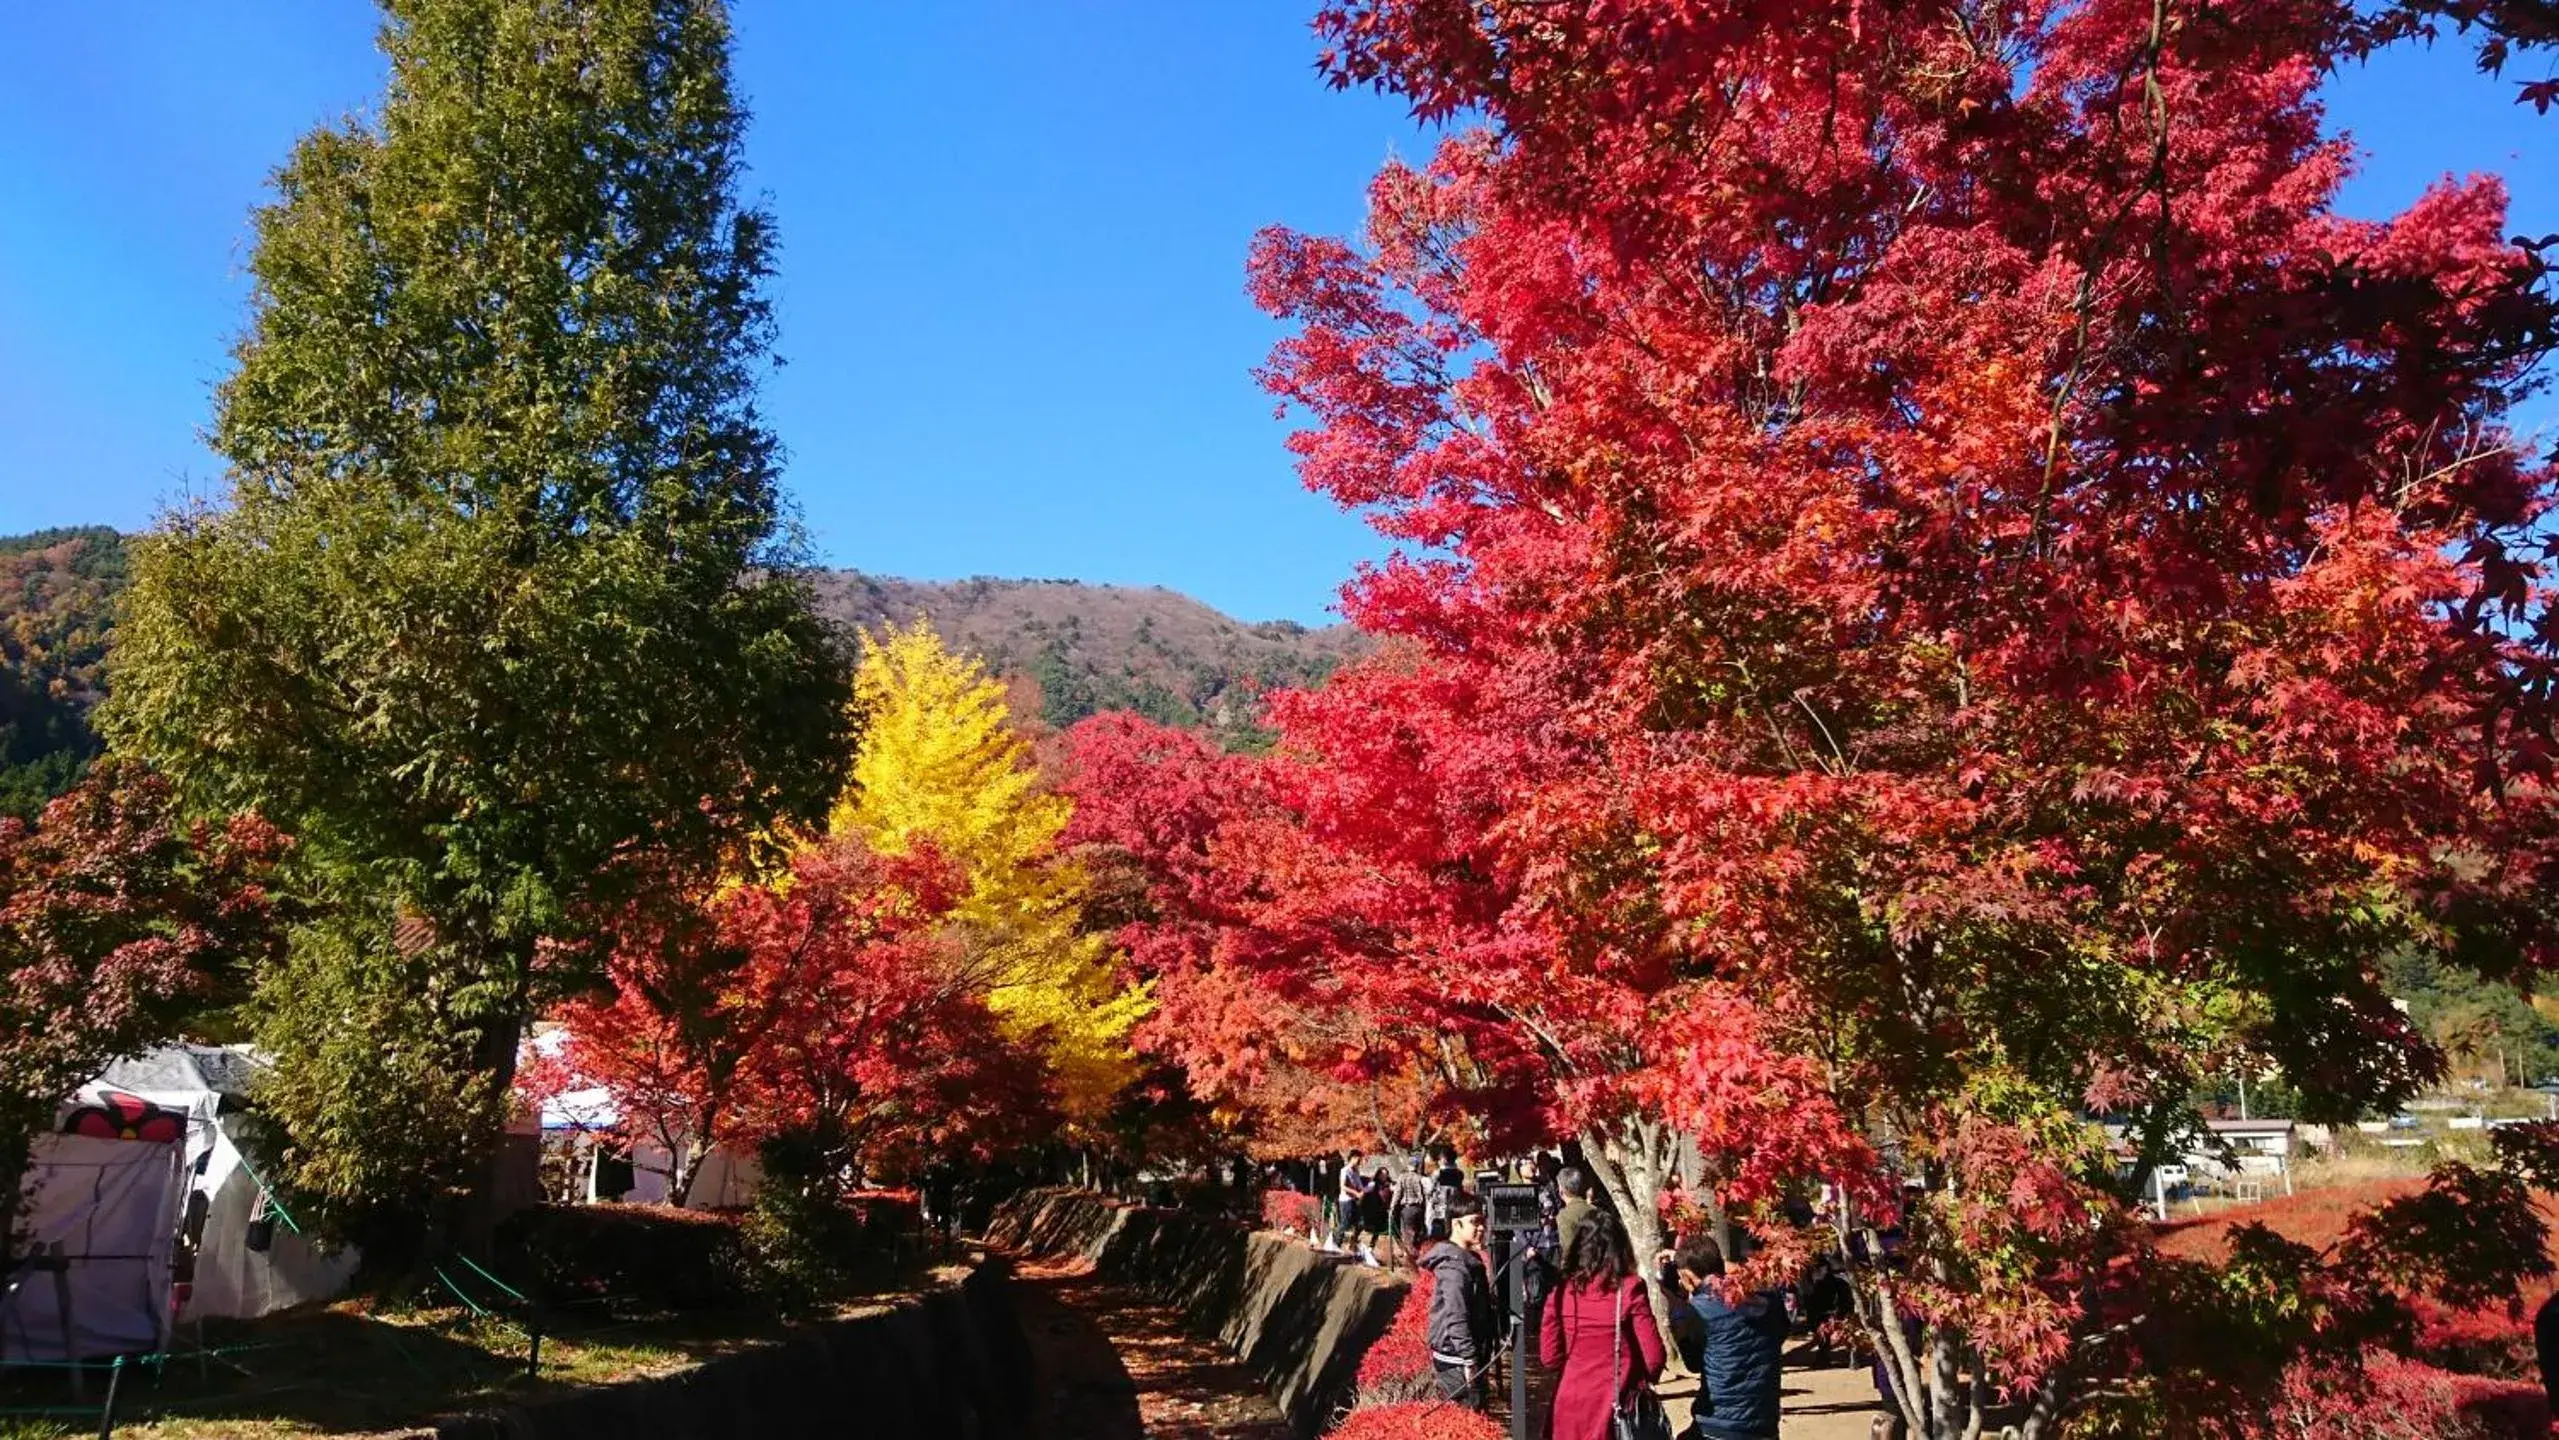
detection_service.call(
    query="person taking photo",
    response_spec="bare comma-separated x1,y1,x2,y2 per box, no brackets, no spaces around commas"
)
1421,1194,1500,1408
1672,1235,1786,1440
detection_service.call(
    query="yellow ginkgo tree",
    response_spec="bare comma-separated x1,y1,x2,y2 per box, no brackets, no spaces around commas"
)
833,621,1152,1126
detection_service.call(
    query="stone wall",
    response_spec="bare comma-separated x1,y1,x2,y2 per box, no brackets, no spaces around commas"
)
421,1257,1032,1440
991,1188,1406,1435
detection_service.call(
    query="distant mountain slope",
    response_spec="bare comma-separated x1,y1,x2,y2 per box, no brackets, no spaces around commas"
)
0,528,1362,813
813,572,1365,737
0,527,127,816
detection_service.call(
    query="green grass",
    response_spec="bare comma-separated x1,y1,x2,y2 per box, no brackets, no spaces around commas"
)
1,1283,934,1438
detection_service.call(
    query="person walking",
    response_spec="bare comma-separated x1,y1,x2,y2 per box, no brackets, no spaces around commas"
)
1422,1194,1500,1408
1672,1236,1787,1440
1360,1162,1393,1265
1392,1155,1434,1267
1541,1210,1669,1440
1429,1150,1466,1240
1554,1165,1596,1273
1794,1252,1853,1368
1336,1153,1369,1252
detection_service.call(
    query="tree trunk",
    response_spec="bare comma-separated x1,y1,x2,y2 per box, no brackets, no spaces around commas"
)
457,980,532,1255
666,1127,701,1209
1847,1185,2069,1440
1579,1114,1686,1373
1927,1314,1963,1439
1864,1276,1931,1438
1672,1131,1738,1257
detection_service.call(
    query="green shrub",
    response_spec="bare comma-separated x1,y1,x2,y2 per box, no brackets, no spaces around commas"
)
493,1203,754,1313
733,1135,922,1309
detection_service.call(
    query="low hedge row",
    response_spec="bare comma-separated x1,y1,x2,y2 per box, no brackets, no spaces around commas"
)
493,1192,923,1313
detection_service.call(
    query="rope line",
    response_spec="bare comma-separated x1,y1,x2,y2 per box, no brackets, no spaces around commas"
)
225,1149,307,1238
453,1252,526,1304
431,1265,497,1322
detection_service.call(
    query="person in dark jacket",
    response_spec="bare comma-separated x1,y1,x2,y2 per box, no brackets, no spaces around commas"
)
1672,1235,1786,1440
1431,1151,1469,1240
1359,1164,1393,1262
1794,1252,1853,1367
1421,1195,1499,1408
1553,1166,1596,1274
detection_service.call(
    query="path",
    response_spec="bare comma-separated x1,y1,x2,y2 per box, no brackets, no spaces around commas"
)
1012,1249,1881,1439
1014,1253,1290,1440
1659,1349,1886,1440
1777,1363,1891,1439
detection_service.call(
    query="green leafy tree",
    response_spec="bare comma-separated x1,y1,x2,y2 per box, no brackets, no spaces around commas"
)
2386,950,2559,1094
242,900,502,1260
106,0,849,1245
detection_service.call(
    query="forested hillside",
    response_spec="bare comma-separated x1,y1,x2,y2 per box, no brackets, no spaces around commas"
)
0,528,1358,813
814,571,1363,736
0,527,126,816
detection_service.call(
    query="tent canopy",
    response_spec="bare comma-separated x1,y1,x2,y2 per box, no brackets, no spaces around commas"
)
5,1044,358,1362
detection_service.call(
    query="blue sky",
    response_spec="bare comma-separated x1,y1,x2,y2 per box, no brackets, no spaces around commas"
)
0,7,2550,624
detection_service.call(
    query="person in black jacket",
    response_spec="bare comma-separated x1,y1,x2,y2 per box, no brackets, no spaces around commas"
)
1420,1195,1499,1408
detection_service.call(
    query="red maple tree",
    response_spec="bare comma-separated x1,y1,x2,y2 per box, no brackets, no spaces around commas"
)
0,763,286,1244
1080,1,2559,1431
1067,666,1867,1339
1061,706,1524,1161
2362,1,2559,113
540,839,1051,1202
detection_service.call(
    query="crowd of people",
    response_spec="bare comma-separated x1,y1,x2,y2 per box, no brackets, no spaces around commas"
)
1274,1150,1808,1440
1289,1148,1480,1268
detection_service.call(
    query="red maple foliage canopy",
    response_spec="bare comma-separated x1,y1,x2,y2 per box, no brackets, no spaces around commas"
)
536,839,1051,1204
1075,2,2559,1435
0,763,287,1235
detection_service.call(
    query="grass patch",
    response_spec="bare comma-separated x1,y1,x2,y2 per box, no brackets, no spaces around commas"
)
1,1276,944,1438
4,1200,941,1436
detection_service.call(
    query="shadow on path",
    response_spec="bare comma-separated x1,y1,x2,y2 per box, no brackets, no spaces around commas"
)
1014,1255,1291,1440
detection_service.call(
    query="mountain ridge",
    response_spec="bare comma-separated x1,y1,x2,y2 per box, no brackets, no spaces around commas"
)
0,527,1365,814
813,570,1363,734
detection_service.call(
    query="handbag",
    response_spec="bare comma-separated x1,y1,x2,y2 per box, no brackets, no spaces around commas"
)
1611,1280,1674,1440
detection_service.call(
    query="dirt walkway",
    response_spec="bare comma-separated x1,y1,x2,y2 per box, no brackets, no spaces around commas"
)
1014,1253,1291,1440
1660,1351,1887,1440
1010,1248,1881,1440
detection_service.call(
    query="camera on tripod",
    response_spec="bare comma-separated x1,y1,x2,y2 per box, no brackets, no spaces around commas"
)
1484,1182,1543,1233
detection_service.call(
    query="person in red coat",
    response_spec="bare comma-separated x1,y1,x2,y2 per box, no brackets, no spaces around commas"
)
1540,1208,1667,1440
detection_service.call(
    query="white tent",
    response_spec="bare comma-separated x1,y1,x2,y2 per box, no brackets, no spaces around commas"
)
532,1062,762,1210
2,1046,359,1362
616,1140,762,1209
4,1131,191,1361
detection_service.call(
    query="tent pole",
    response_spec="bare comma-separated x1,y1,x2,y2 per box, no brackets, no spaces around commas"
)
52,1246,81,1403
97,1352,125,1439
